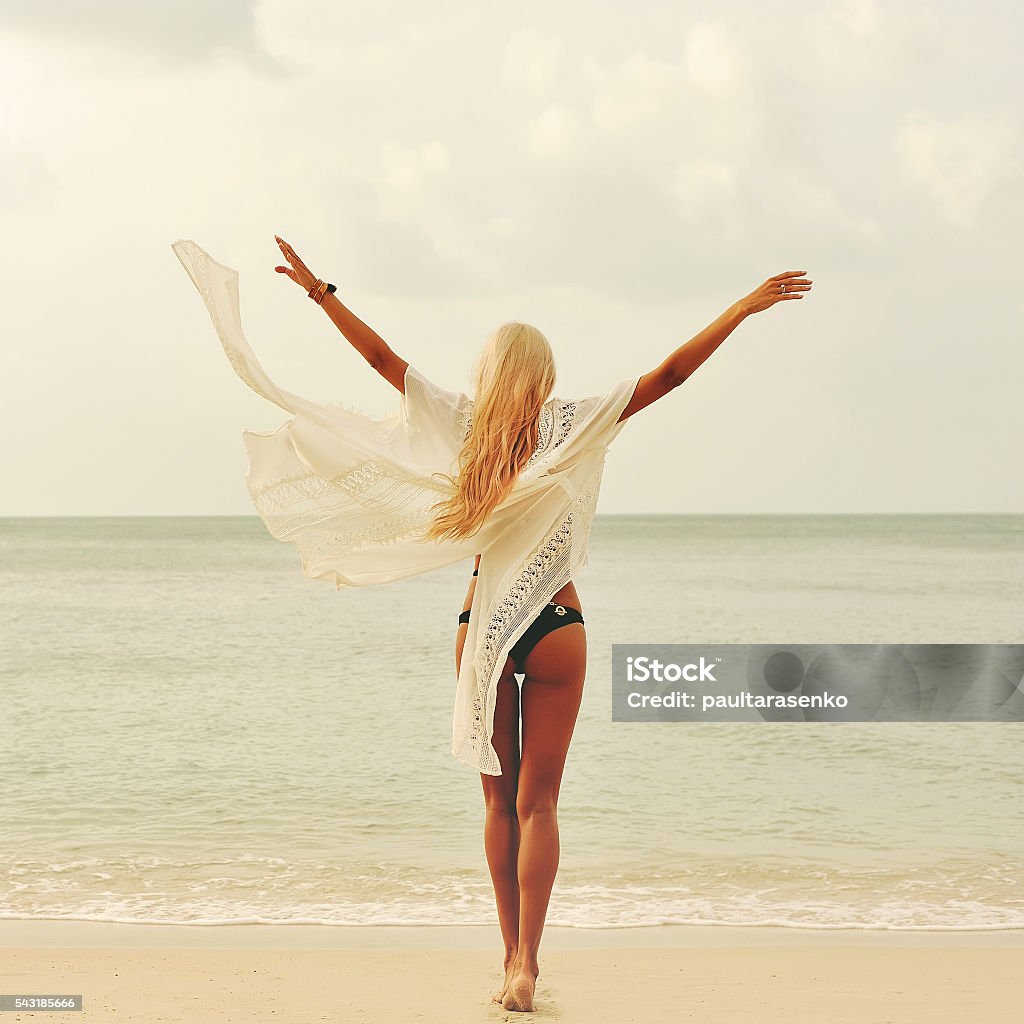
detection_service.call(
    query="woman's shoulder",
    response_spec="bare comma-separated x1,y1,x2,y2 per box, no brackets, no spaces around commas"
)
404,364,473,441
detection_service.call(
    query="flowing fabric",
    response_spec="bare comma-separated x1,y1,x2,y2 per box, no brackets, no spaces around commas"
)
171,239,640,775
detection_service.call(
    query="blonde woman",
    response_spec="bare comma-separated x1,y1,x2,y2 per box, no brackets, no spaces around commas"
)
172,234,811,1013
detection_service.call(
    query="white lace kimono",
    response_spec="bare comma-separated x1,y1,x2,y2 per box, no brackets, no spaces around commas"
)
172,239,640,775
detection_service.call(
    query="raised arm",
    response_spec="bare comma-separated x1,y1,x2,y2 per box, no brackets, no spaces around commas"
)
617,270,813,423
273,234,410,394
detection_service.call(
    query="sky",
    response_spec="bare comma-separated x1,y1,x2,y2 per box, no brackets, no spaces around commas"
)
1,0,1021,515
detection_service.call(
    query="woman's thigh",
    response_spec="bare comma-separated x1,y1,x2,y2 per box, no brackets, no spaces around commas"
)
518,622,587,805
482,667,522,804
458,622,521,804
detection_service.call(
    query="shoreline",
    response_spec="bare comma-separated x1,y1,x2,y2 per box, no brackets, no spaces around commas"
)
5,920,1020,1022
4,918,1022,948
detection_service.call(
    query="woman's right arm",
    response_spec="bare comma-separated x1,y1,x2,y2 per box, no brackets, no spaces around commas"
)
617,269,812,423
274,234,408,393
316,291,409,393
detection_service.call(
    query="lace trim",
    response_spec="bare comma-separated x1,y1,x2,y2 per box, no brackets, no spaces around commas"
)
175,241,269,401
322,399,392,421
551,399,578,449
247,457,453,563
525,399,578,476
526,405,554,467
457,401,473,441
250,471,334,507
250,458,452,505
457,398,579,472
461,459,606,774
298,509,432,566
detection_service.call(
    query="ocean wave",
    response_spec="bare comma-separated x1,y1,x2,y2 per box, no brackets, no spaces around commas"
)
3,853,1022,931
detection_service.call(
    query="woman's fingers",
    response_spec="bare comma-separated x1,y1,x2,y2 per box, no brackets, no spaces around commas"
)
743,271,813,314
769,276,813,297
275,235,293,261
276,236,312,277
273,236,317,290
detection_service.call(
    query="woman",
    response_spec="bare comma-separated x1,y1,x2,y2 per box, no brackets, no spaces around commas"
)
172,234,811,1012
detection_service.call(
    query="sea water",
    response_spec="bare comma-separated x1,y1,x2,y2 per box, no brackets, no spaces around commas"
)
2,514,1022,930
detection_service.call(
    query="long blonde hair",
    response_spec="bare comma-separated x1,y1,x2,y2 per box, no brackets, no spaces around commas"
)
422,321,556,544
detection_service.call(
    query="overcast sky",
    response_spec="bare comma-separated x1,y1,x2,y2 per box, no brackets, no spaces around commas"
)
1,1,1020,515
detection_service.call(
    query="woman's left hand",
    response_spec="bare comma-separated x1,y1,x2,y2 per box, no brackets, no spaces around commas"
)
274,235,318,292
738,270,812,316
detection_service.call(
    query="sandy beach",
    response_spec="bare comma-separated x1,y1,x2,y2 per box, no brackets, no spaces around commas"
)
2,921,1021,1023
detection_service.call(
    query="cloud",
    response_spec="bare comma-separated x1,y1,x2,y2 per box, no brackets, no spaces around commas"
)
341,178,491,299
2,0,1022,514
683,18,742,95
0,0,282,70
372,139,451,219
668,158,738,221
584,50,687,134
834,0,880,39
501,27,566,96
894,111,1021,227
525,104,581,162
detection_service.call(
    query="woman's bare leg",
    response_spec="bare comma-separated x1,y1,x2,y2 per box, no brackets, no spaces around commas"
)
480,671,521,1001
503,621,587,1012
455,568,522,1003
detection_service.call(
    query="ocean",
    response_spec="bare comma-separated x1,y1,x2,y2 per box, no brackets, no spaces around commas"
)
2,514,1022,931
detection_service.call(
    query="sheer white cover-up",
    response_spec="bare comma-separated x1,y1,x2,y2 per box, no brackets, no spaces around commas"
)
171,239,640,775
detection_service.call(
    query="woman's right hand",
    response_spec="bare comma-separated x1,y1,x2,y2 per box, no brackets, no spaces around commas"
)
739,271,813,316
274,234,319,293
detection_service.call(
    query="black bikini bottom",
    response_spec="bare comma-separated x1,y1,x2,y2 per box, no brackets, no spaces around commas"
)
458,596,585,673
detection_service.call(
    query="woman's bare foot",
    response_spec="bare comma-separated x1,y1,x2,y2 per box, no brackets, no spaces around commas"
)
501,966,538,1013
489,950,520,1007
490,958,517,1005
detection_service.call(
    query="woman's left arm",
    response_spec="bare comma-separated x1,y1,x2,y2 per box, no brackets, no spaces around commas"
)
274,234,409,394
